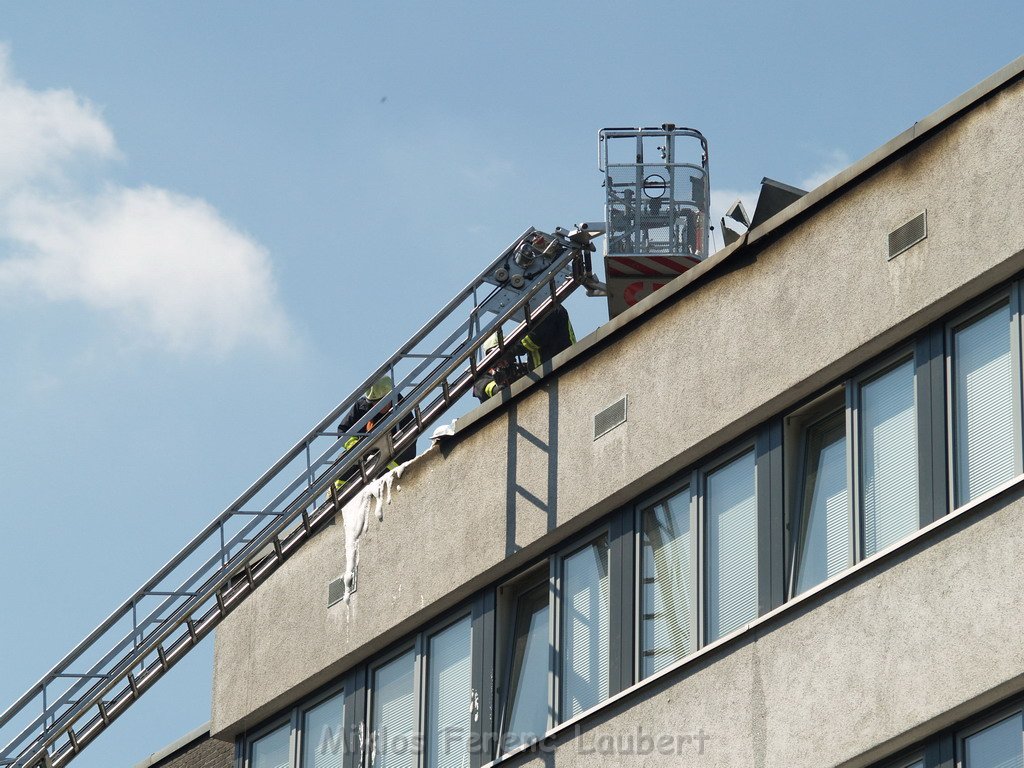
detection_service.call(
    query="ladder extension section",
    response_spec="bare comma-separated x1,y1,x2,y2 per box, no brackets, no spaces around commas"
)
0,225,602,768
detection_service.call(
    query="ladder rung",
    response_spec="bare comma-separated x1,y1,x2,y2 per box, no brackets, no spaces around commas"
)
0,226,595,768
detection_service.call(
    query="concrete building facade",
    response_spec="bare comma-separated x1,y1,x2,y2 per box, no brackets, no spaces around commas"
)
163,55,1024,768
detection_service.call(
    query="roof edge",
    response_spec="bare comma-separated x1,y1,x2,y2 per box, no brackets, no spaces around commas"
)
132,722,213,768
746,53,1024,244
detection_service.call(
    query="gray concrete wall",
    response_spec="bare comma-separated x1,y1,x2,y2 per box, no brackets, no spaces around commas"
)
211,68,1024,741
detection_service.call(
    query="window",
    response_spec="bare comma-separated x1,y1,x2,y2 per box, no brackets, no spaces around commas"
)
501,579,550,752
363,610,479,768
706,449,759,641
962,711,1024,767
425,617,473,768
640,484,694,677
301,692,344,768
496,529,617,756
789,350,932,596
251,722,291,768
561,534,611,718
951,299,1021,507
860,358,919,555
867,698,1024,768
240,277,1024,768
792,406,849,596
636,437,770,678
370,649,417,768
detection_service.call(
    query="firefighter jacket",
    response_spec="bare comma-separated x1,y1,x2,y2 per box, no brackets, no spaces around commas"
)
337,394,416,467
520,304,575,369
474,305,576,402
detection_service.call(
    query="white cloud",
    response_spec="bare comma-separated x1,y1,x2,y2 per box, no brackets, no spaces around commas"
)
0,45,116,193
1,187,289,354
0,45,292,356
799,149,851,192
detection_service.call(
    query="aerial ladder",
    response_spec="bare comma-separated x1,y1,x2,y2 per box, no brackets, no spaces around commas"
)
0,224,606,768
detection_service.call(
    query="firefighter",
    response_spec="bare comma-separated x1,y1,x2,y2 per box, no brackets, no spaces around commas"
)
520,303,575,369
474,304,575,402
472,337,519,402
333,376,415,492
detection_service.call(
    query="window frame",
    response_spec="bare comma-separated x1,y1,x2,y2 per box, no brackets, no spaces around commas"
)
786,339,940,598
492,514,634,758
420,608,477,768
786,386,849,599
358,596,485,768
955,704,1024,768
699,439,763,645
850,347,924,557
632,426,777,678
298,681,347,768
244,712,298,768
366,638,421,768
553,524,615,724
494,561,552,756
944,286,1024,512
633,474,697,683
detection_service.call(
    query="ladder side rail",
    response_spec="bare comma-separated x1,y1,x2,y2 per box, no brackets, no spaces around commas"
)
341,227,556,437
3,275,548,766
415,272,581,431
0,229,528,737
13,472,379,768
4,243,577,767
1,515,283,766
370,248,583,448
208,226,540,512
4,229,585,768
0,397,380,760
321,229,582,474
336,227,537,415
9,426,396,768
5,223,543,738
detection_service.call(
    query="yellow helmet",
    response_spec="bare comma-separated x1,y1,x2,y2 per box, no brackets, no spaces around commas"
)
364,376,394,401
482,334,499,354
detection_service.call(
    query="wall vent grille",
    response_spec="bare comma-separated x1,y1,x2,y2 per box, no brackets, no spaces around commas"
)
889,211,927,259
594,396,627,439
328,577,347,606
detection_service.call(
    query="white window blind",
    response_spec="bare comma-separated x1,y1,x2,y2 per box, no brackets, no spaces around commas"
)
372,650,417,768
706,451,759,641
954,304,1017,506
861,359,919,556
252,723,291,768
426,617,473,768
561,535,610,719
302,693,344,768
641,487,694,678
964,712,1024,768
795,414,849,595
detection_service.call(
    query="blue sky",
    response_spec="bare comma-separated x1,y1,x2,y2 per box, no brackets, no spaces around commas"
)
0,3,1020,766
